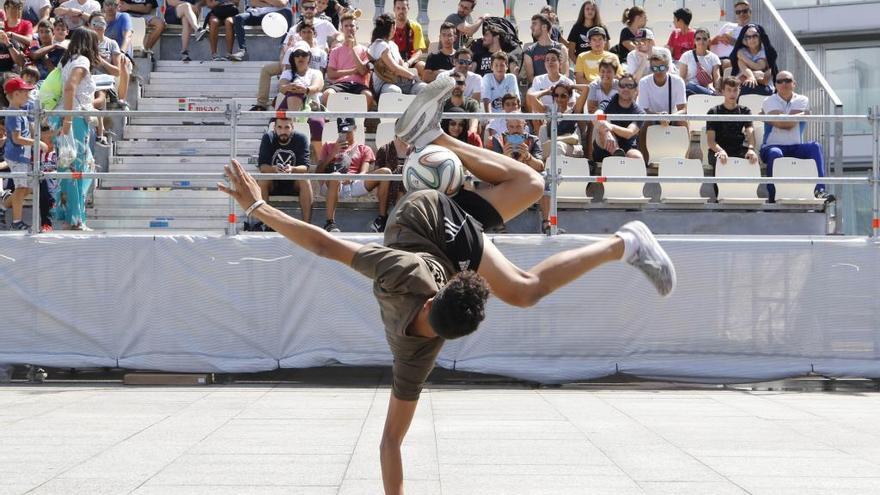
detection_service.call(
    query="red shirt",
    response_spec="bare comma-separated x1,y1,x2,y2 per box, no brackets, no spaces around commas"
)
3,19,35,48
392,24,414,60
667,28,695,61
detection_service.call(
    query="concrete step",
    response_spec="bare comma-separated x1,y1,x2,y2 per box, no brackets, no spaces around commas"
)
93,188,231,205
143,84,274,98
149,72,264,81
123,125,265,140
154,60,269,72
132,97,269,125
114,139,260,156
84,217,233,229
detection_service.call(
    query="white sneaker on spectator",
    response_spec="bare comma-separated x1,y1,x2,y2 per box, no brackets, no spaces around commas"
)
616,220,676,297
394,76,454,149
229,49,247,61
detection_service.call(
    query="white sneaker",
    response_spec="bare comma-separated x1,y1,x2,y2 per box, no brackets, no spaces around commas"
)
617,221,676,297
229,49,246,61
394,76,454,149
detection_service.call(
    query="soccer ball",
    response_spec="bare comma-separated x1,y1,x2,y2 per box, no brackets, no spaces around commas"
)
402,145,465,196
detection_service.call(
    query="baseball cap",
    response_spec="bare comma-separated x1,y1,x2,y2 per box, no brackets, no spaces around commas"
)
337,117,356,133
291,41,311,54
587,26,607,39
4,76,34,94
635,28,655,40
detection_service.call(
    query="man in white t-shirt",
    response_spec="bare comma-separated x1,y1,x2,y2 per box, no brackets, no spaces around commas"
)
636,48,687,160
23,0,51,23
709,0,754,66
759,71,827,202
526,47,573,111
481,51,519,113
437,47,481,99
54,0,101,29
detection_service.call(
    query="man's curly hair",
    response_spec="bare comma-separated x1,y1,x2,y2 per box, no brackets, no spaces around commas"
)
428,270,490,340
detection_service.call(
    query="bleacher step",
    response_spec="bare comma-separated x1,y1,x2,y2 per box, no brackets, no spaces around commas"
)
115,140,260,156
123,125,265,140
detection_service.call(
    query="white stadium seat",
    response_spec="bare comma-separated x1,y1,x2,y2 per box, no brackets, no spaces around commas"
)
649,21,675,45
772,158,825,206
512,0,548,22
555,0,583,22
715,157,764,205
600,156,650,204
428,0,459,24
646,124,689,163
604,20,625,46
658,157,708,204
686,0,722,22
556,156,592,201
642,0,682,15
325,93,368,144
686,94,723,133
738,94,766,116
131,16,147,54
482,0,506,18
377,93,417,123
597,0,634,17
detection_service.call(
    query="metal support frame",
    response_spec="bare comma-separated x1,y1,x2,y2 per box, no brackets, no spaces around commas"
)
548,105,558,236
226,103,240,236
29,105,42,233
872,106,879,240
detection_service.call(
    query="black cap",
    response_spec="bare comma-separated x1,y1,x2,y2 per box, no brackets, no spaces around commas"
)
587,26,607,39
337,117,356,133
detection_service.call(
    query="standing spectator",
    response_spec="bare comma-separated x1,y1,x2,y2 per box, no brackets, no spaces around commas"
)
368,13,425,97
709,0,751,62
3,77,43,230
490,117,545,232
760,71,827,202
201,0,239,60
469,24,503,76
539,5,562,43
390,0,426,78
665,8,694,61
565,0,606,63
730,24,777,96
575,26,620,85
373,135,408,213
593,73,646,164
90,12,124,145
678,28,721,96
3,0,35,47
422,22,456,83
117,0,164,54
317,118,391,233
29,19,66,79
164,0,203,62
706,77,757,170
636,49,687,159
229,0,293,61
523,14,569,86
442,106,483,147
322,12,373,108
249,116,313,230
587,56,620,113
481,50,517,113
53,28,99,231
443,72,481,135
527,47,573,112
437,47,481,99
23,0,51,24
613,6,646,63
276,41,324,155
55,0,101,30
0,30,26,75
445,0,486,49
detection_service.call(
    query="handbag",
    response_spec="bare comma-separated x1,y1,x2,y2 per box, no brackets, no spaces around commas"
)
693,51,713,87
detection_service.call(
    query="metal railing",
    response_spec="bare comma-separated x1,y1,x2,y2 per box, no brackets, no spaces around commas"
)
0,106,876,238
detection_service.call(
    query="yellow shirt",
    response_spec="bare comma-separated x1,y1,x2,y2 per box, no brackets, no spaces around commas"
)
575,50,622,82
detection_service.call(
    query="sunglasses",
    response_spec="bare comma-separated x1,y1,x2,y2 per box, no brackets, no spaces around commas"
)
650,64,667,73
456,59,471,65
303,5,317,9
619,82,637,89
293,51,310,57
91,21,107,28
744,34,759,39
776,78,794,84
735,8,750,14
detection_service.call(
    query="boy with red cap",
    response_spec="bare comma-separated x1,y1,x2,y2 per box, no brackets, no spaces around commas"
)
3,76,45,230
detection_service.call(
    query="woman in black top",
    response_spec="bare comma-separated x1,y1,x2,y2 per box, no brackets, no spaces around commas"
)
565,0,607,62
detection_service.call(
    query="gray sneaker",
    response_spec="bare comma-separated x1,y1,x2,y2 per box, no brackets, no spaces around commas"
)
617,220,676,297
394,76,454,149
194,28,208,42
324,220,341,232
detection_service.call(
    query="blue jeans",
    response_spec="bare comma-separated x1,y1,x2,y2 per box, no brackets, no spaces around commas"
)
685,82,717,96
760,142,826,202
233,8,292,49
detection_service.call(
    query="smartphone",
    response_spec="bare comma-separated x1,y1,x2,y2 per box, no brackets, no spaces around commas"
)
504,133,526,147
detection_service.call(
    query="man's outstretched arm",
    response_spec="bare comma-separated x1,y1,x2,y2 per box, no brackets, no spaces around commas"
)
219,159,362,265
380,395,419,495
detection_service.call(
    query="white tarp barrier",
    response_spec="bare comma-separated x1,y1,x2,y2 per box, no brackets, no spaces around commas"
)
1,233,878,382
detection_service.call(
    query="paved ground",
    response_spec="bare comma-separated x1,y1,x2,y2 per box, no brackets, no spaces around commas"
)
1,371,880,495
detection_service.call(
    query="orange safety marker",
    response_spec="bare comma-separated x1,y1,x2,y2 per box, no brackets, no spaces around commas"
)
71,171,82,180
549,215,558,226
229,213,236,224
275,110,287,119
873,218,879,229
597,176,607,183
596,114,607,121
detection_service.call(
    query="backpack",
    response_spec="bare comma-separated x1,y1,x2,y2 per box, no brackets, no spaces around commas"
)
38,67,63,111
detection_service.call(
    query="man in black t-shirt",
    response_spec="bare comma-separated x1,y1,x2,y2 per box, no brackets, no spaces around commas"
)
470,25,502,76
593,73,646,165
423,22,456,83
253,117,312,228
706,76,758,168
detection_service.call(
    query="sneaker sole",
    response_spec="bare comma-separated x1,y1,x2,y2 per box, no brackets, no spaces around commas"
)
394,77,454,145
628,220,677,297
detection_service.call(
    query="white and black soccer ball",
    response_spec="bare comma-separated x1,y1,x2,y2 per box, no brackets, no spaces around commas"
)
402,144,465,196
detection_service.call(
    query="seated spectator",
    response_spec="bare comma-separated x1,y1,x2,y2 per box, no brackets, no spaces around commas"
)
164,0,204,62
470,24,503,76
248,116,313,230
445,0,486,49
22,0,51,24
485,93,527,145
593,73,645,165
54,0,101,30
102,0,133,108
523,13,569,86
636,48,687,158
678,28,721,96
760,71,827,202
437,47,481,99
276,41,324,156
730,23,777,96
30,19,67,79
481,50,517,113
422,21,456,83
322,12,373,108
613,6,646,63
201,0,239,60
90,12,125,144
530,81,588,161
443,72,480,135
666,7,694,62
3,0,34,47
490,116,547,233
117,0,164,54
373,134,408,213
706,77,757,179
527,47,574,113
442,106,483,147
230,0,292,61
390,0,426,79
565,0,607,63
317,118,390,233
0,29,26,77
587,56,619,113
574,26,618,85
709,0,752,66
317,0,348,30
284,0,337,51
368,13,425,97
627,29,676,81
540,5,562,43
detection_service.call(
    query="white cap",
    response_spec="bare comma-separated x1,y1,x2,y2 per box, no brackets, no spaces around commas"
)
291,41,311,54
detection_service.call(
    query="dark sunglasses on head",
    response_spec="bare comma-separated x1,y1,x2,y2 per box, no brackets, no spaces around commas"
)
619,82,637,89
735,8,750,14
650,64,667,73
776,78,794,84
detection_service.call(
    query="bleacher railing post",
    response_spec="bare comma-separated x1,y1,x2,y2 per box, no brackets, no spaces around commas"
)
226,103,240,236
872,105,879,240
30,105,42,233
548,106,559,236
